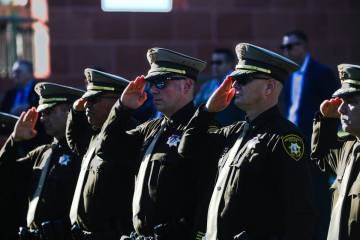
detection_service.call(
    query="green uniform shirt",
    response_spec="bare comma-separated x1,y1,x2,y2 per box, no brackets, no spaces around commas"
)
179,105,316,240
311,113,360,240
0,136,80,229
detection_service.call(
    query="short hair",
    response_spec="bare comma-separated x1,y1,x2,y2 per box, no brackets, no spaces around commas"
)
213,48,236,64
15,59,34,74
284,30,309,44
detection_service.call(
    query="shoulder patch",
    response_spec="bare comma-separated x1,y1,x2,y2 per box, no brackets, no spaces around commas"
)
281,134,304,161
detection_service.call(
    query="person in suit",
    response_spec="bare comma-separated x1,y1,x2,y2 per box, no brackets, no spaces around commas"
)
1,60,38,116
280,30,340,240
281,30,339,140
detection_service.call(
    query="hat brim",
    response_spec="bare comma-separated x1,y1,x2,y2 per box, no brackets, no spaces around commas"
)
144,71,174,81
37,103,58,113
332,87,360,98
81,90,103,99
229,69,257,78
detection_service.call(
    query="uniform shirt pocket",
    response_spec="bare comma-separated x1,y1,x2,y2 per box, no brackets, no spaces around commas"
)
84,155,108,196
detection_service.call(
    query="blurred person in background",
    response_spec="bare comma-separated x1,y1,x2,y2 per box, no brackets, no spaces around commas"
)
1,60,38,116
195,48,244,126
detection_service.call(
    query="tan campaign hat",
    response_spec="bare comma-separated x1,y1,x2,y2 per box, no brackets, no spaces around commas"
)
82,68,130,99
35,82,85,112
332,64,360,97
145,47,206,81
230,43,299,83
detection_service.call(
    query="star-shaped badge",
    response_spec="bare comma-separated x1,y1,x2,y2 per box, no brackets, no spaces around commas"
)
166,135,181,147
58,154,71,166
289,143,301,155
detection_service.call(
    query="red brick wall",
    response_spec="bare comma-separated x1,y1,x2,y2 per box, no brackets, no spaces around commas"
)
4,0,360,91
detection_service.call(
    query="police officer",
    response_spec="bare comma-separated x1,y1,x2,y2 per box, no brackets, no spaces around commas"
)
118,47,209,239
311,64,360,240
0,112,18,146
178,43,316,239
67,69,138,240
0,112,24,240
0,82,84,240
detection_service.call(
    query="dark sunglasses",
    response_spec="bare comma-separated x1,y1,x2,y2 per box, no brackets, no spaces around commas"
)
147,76,186,90
280,42,301,51
211,60,225,66
232,74,272,86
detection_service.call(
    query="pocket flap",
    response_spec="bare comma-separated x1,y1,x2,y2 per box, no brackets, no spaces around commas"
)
89,155,106,171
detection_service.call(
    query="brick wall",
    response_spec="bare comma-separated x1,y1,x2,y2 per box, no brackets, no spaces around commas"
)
3,0,360,91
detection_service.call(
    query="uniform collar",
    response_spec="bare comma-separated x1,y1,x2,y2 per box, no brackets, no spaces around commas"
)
164,101,195,127
246,105,281,130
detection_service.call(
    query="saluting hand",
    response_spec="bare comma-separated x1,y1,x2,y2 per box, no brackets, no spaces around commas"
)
12,107,39,142
205,76,235,113
73,98,86,112
121,75,148,110
320,97,342,118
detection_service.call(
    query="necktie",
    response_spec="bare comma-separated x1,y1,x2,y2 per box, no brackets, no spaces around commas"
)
27,144,56,227
132,120,166,232
206,123,249,240
327,143,359,240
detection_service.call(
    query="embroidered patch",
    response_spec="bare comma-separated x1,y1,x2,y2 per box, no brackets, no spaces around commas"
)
166,134,181,147
58,154,71,166
282,134,304,161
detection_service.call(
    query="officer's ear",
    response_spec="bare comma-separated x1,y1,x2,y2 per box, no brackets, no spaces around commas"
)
182,78,194,94
264,79,276,96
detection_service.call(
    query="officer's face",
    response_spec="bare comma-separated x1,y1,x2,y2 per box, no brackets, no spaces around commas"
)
338,94,360,136
84,93,118,130
40,104,69,139
150,77,192,117
232,75,270,111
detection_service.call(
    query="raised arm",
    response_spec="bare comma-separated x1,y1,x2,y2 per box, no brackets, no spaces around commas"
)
66,98,93,156
311,98,344,174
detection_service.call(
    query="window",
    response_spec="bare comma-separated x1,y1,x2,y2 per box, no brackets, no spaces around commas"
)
102,0,172,12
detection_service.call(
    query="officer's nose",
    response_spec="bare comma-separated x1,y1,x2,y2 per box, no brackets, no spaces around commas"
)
84,99,91,109
338,100,347,115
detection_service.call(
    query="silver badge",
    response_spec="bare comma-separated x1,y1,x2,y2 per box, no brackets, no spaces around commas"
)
166,135,181,147
58,154,71,166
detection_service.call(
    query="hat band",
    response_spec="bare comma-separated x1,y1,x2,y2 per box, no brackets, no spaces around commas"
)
87,85,115,91
41,97,68,104
343,79,360,86
235,64,271,74
148,67,186,75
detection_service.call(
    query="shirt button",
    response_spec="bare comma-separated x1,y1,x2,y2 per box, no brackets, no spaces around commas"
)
217,186,221,191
